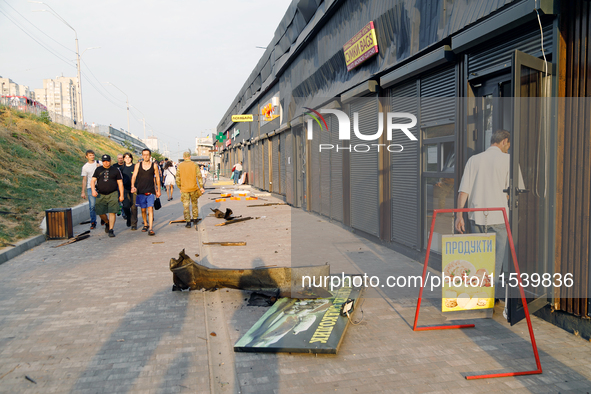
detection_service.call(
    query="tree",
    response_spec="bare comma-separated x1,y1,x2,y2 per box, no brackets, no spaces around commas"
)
152,150,164,162
122,140,134,152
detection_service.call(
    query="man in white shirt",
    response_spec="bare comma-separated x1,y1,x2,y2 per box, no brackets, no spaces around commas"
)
233,161,243,185
455,129,523,297
81,149,101,229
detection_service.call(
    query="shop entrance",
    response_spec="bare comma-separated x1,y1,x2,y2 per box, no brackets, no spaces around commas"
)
469,50,552,325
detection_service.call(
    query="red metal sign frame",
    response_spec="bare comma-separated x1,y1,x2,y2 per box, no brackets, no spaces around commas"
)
413,207,542,380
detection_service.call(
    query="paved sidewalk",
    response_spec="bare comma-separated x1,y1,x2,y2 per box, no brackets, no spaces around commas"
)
1,184,591,393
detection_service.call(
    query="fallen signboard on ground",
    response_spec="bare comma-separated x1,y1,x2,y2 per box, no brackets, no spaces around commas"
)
234,282,362,354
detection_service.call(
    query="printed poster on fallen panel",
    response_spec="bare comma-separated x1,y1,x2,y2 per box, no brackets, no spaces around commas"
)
442,233,495,312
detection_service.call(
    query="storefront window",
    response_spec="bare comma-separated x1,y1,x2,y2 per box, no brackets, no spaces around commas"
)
425,177,455,253
422,123,456,253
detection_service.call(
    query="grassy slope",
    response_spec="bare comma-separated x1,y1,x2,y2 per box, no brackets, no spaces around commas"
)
0,107,130,248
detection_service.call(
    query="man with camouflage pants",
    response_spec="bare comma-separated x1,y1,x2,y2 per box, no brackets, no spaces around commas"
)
176,151,205,228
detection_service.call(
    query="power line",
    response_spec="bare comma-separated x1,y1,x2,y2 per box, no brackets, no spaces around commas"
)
81,58,126,104
2,0,75,54
0,9,74,68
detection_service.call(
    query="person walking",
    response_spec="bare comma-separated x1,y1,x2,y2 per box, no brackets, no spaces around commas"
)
91,155,124,238
80,149,101,229
131,149,161,236
176,151,204,228
455,129,524,301
233,161,243,185
120,152,138,230
163,160,176,201
112,153,125,218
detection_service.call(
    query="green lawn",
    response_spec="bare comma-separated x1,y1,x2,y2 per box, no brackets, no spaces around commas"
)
0,107,131,248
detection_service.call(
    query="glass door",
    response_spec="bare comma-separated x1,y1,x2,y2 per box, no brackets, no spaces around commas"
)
507,50,553,325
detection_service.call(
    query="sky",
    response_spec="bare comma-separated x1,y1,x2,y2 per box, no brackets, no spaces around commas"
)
0,0,292,159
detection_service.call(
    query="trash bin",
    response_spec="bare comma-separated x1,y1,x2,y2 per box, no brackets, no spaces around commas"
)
45,208,73,240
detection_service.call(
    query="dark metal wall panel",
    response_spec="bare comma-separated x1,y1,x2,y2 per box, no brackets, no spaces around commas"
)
272,135,280,193
218,0,520,132
420,66,456,123
285,131,294,204
329,115,343,222
390,81,420,248
320,116,331,217
263,138,270,191
310,119,321,213
280,131,287,195
556,0,591,317
350,96,379,237
469,24,553,75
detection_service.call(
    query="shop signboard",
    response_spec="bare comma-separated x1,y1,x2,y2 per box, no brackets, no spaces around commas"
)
343,21,379,71
234,283,362,354
441,233,495,312
232,115,253,122
260,94,281,126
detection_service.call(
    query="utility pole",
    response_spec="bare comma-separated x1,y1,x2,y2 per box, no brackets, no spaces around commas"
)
32,2,84,126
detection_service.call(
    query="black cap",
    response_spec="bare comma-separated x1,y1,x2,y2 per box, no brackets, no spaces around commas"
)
101,154,111,162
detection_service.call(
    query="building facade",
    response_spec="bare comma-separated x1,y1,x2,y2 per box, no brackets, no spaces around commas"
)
143,136,159,152
34,76,79,123
0,77,31,98
217,0,591,334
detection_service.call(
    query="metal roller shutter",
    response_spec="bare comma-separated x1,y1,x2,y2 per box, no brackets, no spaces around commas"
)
469,25,553,75
255,142,261,189
350,96,379,237
329,115,343,222
310,119,321,213
263,138,269,191
320,115,331,217
420,66,456,123
285,131,294,204
243,145,249,183
272,135,280,193
280,132,286,195
391,81,420,248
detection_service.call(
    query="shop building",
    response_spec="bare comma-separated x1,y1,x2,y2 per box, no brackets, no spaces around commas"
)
216,0,591,333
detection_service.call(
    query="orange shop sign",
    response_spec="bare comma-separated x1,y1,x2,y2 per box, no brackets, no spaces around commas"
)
343,21,379,72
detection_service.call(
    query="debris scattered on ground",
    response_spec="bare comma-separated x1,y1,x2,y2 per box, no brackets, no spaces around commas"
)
152,242,165,244
210,332,217,337
215,198,227,202
247,203,287,207
210,208,234,219
0,364,19,380
247,292,277,306
25,376,37,384
203,241,247,246
53,231,90,248
79,220,91,225
169,219,187,224
169,249,330,297
214,217,253,227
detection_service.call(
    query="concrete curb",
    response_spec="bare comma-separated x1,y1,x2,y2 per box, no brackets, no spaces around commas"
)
0,202,90,266
0,234,46,266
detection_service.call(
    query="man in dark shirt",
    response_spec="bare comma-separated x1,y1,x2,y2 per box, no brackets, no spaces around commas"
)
111,154,125,219
91,155,124,238
120,152,138,229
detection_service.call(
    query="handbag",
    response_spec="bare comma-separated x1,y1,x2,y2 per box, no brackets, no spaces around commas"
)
154,197,162,210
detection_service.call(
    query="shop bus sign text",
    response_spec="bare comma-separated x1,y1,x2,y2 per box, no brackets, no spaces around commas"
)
343,21,379,71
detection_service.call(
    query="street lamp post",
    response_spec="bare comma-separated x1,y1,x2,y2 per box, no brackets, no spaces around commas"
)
31,2,84,126
104,82,130,134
